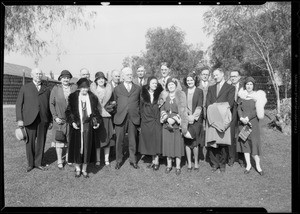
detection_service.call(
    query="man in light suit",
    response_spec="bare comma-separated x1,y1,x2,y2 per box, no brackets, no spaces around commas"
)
227,68,245,167
133,65,148,86
113,67,141,170
158,62,182,90
205,68,235,173
16,68,52,172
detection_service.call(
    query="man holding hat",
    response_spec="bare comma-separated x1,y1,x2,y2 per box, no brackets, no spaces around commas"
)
16,68,52,172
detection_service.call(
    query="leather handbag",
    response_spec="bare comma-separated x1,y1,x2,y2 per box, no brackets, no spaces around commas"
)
55,124,66,142
238,123,252,142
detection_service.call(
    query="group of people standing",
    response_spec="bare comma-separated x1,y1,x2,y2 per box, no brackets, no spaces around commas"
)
16,63,267,178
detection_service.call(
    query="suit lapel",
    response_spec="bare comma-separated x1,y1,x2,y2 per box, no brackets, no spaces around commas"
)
128,83,137,96
217,82,228,98
38,83,47,95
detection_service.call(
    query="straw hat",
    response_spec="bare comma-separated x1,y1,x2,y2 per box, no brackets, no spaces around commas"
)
15,127,28,143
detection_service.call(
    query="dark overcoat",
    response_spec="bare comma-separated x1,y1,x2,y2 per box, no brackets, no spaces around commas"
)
138,83,163,155
65,90,102,164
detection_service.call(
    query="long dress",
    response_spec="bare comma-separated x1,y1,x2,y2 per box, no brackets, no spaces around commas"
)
161,95,185,158
138,84,163,155
236,98,261,155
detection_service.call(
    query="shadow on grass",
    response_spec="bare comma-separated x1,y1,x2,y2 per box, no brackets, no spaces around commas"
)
43,147,57,165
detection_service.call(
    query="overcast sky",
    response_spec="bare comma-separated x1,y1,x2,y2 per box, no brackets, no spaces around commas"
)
4,5,213,80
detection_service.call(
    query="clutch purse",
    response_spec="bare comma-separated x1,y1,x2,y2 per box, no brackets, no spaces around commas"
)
55,125,66,142
105,101,117,114
238,123,252,142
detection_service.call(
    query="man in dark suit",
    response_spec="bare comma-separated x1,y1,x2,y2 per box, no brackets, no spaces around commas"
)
16,68,52,172
133,65,147,86
108,69,121,89
113,67,141,170
227,69,245,167
206,68,235,173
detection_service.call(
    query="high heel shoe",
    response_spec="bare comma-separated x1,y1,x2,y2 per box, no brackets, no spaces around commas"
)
82,171,89,178
75,170,81,178
258,170,264,176
153,164,159,171
57,163,64,170
165,167,172,174
147,163,155,169
244,167,252,174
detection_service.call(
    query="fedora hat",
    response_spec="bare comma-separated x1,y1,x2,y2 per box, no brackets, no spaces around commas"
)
15,127,28,143
58,70,73,81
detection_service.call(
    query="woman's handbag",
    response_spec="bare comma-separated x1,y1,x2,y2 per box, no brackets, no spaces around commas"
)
238,122,252,142
55,124,66,142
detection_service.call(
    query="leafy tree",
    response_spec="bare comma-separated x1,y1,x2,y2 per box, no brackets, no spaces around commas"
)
4,6,96,64
203,2,291,114
122,26,204,79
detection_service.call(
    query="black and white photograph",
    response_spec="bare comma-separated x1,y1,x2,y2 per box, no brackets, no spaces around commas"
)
2,1,295,212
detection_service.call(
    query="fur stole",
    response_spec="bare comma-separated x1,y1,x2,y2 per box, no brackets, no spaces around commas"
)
90,82,113,117
238,88,267,119
141,83,163,104
66,90,100,125
174,89,189,135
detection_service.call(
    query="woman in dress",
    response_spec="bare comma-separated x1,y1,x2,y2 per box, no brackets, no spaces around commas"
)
182,72,204,172
139,76,164,170
49,70,77,169
236,76,267,176
160,78,188,175
90,71,114,168
65,78,102,178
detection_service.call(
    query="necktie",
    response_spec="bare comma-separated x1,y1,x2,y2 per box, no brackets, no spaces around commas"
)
216,83,220,97
139,79,143,86
234,85,238,101
36,84,41,91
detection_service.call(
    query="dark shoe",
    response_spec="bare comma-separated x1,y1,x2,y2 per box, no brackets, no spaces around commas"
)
130,162,140,169
95,161,101,167
26,166,34,172
75,171,81,178
258,171,264,176
194,167,199,172
153,164,159,171
211,167,218,173
239,163,245,168
187,167,192,172
244,168,251,174
175,168,181,176
165,167,172,174
147,163,155,169
220,168,226,173
82,171,89,178
228,161,234,167
35,166,47,171
115,162,121,170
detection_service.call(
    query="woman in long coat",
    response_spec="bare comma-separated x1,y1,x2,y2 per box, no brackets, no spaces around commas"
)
236,76,267,176
182,72,204,172
160,77,188,175
139,76,164,170
65,78,102,178
90,71,114,167
49,70,77,169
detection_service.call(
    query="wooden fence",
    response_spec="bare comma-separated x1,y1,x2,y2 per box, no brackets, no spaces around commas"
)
3,74,59,105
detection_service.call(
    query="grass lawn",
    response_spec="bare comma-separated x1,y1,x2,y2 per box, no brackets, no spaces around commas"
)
3,106,291,211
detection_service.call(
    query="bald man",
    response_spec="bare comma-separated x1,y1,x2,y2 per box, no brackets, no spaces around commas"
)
16,68,52,172
113,67,141,170
79,68,92,84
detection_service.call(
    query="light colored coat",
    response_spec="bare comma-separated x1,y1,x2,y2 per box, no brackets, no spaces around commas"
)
205,102,232,148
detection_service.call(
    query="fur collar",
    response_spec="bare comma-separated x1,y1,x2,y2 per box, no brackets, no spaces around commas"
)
141,83,163,104
238,88,267,119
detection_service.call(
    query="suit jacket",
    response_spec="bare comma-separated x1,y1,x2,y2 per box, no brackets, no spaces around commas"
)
133,77,148,86
206,81,235,111
113,82,141,125
231,81,244,137
16,82,52,126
